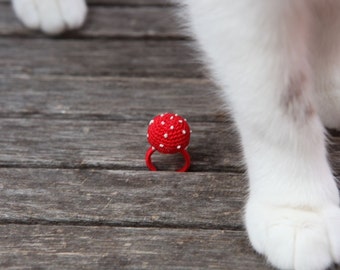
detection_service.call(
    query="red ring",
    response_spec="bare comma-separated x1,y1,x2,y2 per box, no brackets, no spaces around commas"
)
145,146,191,172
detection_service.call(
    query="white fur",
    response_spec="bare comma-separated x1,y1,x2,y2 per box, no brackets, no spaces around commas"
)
181,1,340,269
12,0,87,35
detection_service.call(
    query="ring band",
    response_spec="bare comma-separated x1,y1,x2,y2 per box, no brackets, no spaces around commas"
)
145,146,191,172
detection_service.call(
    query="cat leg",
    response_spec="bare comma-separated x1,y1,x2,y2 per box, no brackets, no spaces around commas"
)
12,0,87,35
184,1,340,269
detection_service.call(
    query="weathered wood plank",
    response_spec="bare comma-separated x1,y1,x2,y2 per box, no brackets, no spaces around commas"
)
0,0,173,5
1,115,339,174
0,76,222,122
0,225,268,269
83,6,183,38
0,119,241,171
2,117,340,175
88,0,174,5
0,5,184,38
0,39,201,78
0,169,245,228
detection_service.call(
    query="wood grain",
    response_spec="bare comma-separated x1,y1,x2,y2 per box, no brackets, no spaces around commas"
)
0,169,245,228
0,5,185,38
0,39,202,78
87,0,175,5
2,0,338,269
0,76,222,121
2,116,339,175
0,118,242,171
0,0,173,5
0,225,269,269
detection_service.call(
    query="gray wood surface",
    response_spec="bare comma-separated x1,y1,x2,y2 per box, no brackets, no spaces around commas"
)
0,5,184,38
0,169,245,228
0,225,269,269
0,0,173,5
0,39,201,78
1,1,338,269
0,118,242,171
0,76,239,170
0,76,221,121
0,0,174,6
87,0,174,5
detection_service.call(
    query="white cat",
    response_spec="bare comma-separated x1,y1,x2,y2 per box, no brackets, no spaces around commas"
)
12,0,340,269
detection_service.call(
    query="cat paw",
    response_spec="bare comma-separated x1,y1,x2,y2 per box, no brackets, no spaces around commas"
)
245,201,340,270
12,0,87,35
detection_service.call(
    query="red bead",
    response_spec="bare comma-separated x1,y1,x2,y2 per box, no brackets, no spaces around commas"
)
147,113,191,154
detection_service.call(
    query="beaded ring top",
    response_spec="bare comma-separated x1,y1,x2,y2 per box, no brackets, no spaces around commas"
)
145,113,191,172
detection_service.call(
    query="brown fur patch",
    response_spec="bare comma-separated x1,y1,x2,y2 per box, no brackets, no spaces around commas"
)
282,72,315,124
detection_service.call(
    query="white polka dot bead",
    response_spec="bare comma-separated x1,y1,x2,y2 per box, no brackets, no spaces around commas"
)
146,112,192,172
146,112,191,154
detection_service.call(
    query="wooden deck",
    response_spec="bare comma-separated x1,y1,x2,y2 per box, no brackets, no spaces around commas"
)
1,1,340,269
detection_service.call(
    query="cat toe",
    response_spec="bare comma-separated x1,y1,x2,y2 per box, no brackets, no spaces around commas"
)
12,0,40,30
12,0,87,35
246,201,340,270
323,207,340,264
58,0,88,30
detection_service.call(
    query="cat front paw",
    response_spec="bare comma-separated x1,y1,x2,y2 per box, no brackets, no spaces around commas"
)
12,0,87,35
245,201,340,270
